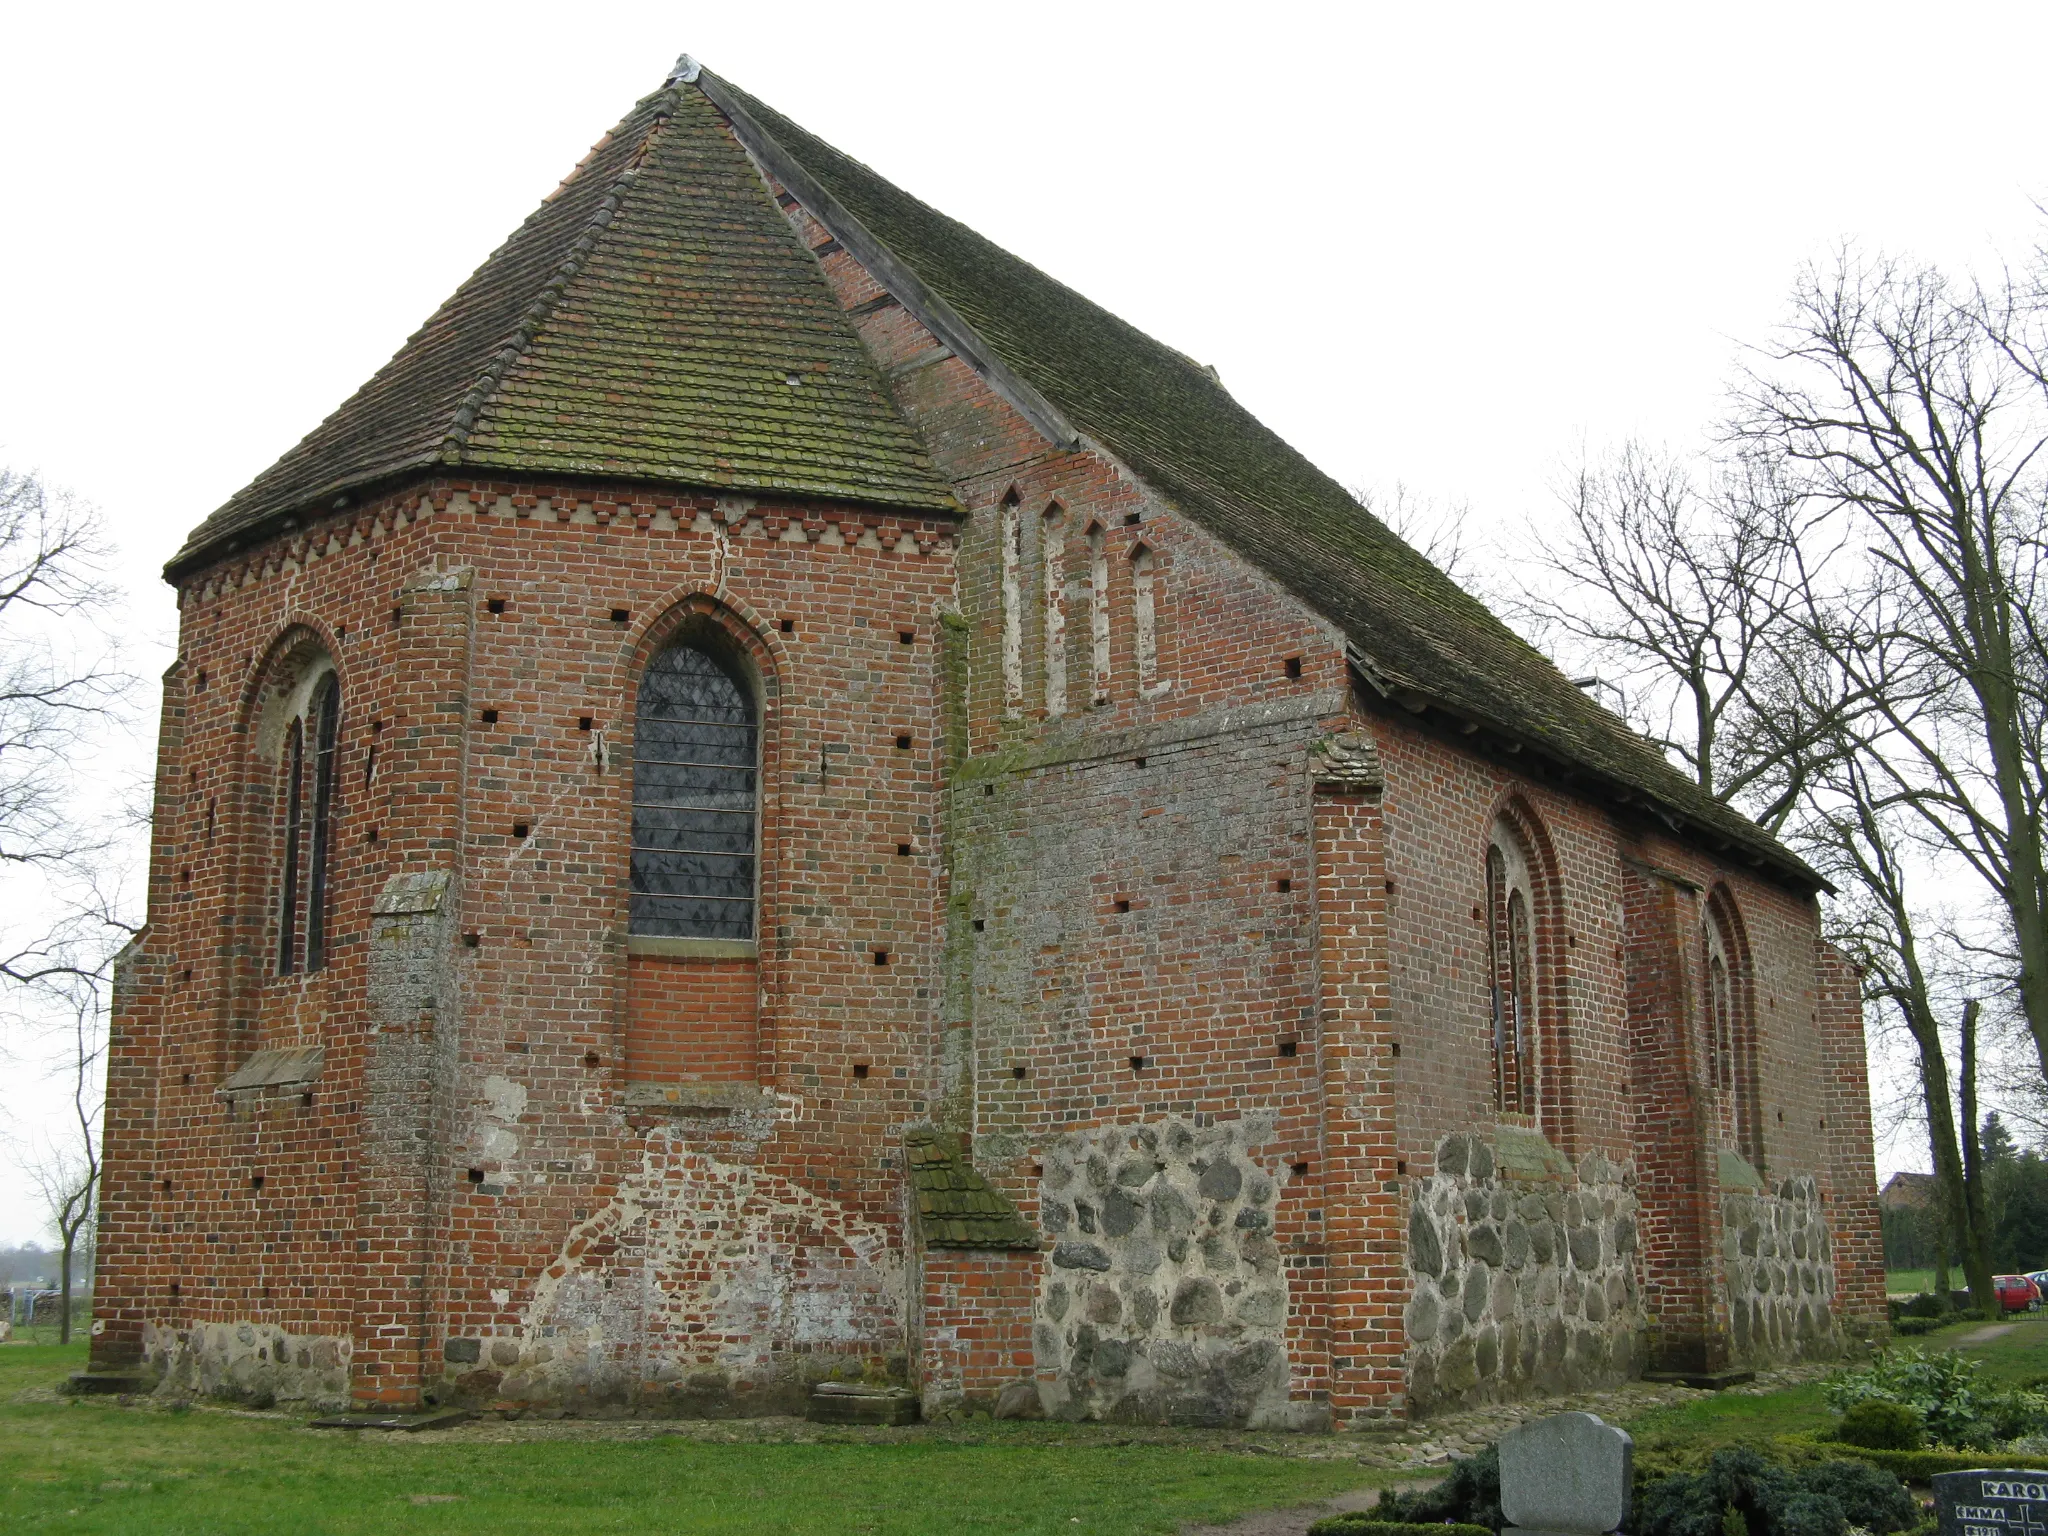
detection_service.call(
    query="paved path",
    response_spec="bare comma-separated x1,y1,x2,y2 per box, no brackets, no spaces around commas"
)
1960,1323,2018,1344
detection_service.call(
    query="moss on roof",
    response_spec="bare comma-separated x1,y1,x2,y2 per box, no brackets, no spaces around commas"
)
702,69,1816,887
170,81,954,579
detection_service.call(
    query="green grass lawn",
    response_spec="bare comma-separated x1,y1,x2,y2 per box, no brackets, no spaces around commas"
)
1615,1313,2048,1469
1886,1268,1936,1296
1619,1376,1836,1457
0,1343,1385,1536
1950,1311,2048,1386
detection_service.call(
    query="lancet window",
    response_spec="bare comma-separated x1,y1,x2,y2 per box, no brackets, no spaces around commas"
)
1131,544,1158,692
630,637,759,941
273,661,340,976
1043,504,1068,717
1704,890,1761,1166
1485,822,1540,1118
1088,523,1110,705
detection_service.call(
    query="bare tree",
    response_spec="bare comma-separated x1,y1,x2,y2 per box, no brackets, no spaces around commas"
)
16,981,104,1342
1354,481,1482,590
1738,252,2048,1087
1508,442,1867,833
1798,740,1999,1313
0,468,131,988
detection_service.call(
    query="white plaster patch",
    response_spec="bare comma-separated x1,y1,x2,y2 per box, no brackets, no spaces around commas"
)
504,1128,905,1405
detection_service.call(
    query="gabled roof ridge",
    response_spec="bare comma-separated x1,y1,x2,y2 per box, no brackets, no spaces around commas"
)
694,64,1823,891
442,91,678,464
696,68,1083,453
698,69,1510,635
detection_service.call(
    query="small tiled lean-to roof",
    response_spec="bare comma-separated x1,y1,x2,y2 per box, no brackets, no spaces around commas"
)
168,78,955,580
905,1130,1037,1250
696,65,1820,890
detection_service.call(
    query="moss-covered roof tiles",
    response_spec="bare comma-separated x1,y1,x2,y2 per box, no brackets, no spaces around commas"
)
170,80,954,578
699,67,1818,887
905,1131,1038,1250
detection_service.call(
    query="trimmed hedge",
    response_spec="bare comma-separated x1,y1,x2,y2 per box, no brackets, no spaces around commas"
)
1791,1434,2048,1481
1307,1523,1492,1536
1892,1317,1943,1337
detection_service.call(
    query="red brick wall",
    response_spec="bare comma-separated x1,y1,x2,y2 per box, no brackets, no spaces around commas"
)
917,1249,1038,1410
1819,941,1888,1339
626,956,758,1083
1312,774,1407,1419
95,475,961,1408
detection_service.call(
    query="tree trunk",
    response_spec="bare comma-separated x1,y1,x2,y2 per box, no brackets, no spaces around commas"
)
1959,1001,1999,1317
1910,1001,1994,1317
58,1238,72,1345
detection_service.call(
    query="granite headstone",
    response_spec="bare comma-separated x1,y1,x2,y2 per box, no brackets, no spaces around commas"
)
1933,1470,2048,1536
1499,1411,1633,1536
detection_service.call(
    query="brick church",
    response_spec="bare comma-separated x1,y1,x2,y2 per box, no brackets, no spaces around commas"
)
90,55,1886,1425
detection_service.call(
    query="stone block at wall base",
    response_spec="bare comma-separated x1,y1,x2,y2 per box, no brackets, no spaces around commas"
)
994,1380,1045,1419
807,1383,920,1425
1246,1399,1334,1433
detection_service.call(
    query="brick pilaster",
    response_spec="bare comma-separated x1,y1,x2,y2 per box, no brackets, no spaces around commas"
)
351,561,472,1405
1311,736,1405,1420
1817,939,1887,1340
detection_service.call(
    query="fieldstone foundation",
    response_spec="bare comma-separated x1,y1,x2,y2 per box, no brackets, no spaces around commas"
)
1722,1173,1840,1363
1034,1112,1299,1426
142,1319,351,1410
1406,1129,1646,1414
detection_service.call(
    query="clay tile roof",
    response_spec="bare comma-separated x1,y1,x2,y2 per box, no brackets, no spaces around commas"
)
696,65,1820,889
904,1130,1037,1250
168,75,955,581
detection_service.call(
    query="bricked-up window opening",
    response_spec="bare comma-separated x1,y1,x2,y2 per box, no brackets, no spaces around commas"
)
303,676,341,972
276,718,306,974
998,493,1024,712
1088,523,1111,705
1131,544,1159,692
629,637,757,941
1042,503,1068,717
1485,835,1537,1117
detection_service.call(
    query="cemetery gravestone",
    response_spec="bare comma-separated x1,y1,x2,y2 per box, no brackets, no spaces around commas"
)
1499,1411,1633,1536
1934,1471,2048,1536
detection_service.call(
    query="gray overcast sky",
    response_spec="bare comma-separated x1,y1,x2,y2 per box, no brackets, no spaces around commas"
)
1,0,2042,1239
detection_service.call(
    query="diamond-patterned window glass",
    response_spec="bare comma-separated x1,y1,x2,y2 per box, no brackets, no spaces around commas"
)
630,642,757,940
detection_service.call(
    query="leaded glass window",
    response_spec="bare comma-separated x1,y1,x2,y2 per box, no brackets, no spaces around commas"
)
275,669,340,976
630,642,758,940
304,676,340,971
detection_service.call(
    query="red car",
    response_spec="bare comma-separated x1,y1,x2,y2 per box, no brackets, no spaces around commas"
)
1993,1274,2042,1313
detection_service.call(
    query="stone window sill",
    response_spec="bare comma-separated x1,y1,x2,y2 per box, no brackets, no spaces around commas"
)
625,935,757,961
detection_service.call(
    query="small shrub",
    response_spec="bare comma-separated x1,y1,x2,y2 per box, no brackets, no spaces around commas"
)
1824,1346,2048,1449
1836,1399,1924,1450
1901,1292,1947,1319
1892,1317,1942,1337
1637,1448,1916,1536
1307,1523,1491,1536
1374,1446,1503,1532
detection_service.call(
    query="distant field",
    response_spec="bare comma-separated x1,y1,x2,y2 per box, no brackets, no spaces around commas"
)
1887,1268,1936,1296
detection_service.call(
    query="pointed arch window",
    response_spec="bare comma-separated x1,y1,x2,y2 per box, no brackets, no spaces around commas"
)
999,495,1024,713
1485,824,1539,1118
1087,523,1110,705
304,677,340,971
275,666,341,975
631,639,758,940
1131,544,1159,692
1043,504,1068,717
1704,891,1760,1167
